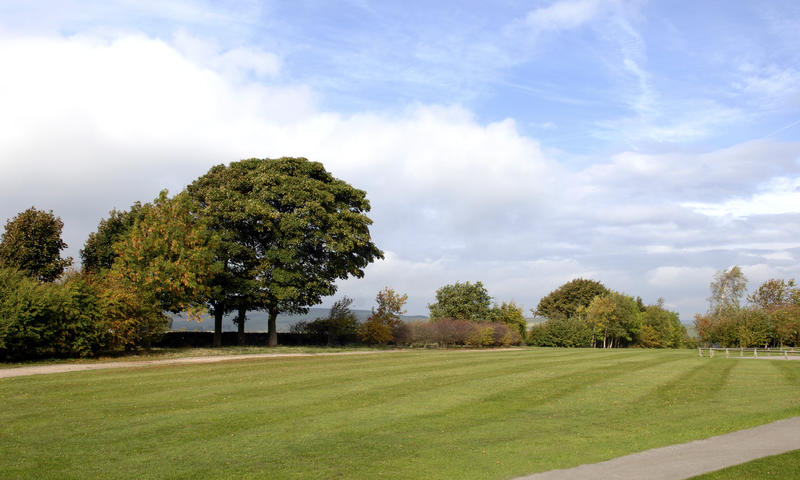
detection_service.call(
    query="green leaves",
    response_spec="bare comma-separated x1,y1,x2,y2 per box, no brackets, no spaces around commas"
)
187,157,383,344
428,281,492,322
0,207,72,282
534,278,608,321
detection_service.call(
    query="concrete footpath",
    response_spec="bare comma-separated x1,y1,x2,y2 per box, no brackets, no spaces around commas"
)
514,416,800,480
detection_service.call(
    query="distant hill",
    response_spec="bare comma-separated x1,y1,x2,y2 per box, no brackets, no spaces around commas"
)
169,308,428,333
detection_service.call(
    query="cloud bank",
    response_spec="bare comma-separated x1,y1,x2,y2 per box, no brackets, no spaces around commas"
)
2,31,800,321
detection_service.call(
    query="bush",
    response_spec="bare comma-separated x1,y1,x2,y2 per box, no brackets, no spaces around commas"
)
0,268,108,360
400,318,522,347
527,316,593,347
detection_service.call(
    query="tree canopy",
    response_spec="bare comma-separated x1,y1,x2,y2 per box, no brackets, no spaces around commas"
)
0,207,72,282
187,157,383,346
534,278,608,320
747,278,799,311
428,281,492,322
708,266,747,315
80,203,144,273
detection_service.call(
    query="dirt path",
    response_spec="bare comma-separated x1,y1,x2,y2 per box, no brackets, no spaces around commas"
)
514,416,800,480
0,350,398,379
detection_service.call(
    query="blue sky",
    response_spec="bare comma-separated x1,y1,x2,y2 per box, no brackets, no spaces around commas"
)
1,0,799,320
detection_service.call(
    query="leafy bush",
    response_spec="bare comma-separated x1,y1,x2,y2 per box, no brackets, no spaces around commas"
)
292,297,360,345
0,268,107,360
402,318,521,347
527,316,593,347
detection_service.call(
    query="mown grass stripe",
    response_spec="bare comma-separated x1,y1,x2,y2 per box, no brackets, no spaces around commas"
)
1,349,799,480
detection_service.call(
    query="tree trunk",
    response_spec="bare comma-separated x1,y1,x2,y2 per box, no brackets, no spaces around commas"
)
267,309,278,347
213,308,224,347
236,308,246,346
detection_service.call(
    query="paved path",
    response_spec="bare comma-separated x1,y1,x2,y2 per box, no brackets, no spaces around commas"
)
514,416,800,480
0,350,397,379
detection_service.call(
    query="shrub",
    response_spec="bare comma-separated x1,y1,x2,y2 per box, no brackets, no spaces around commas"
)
401,318,522,347
0,268,108,360
527,316,593,347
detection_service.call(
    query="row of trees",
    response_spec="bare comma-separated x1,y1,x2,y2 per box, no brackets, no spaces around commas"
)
293,284,524,347
694,267,800,347
527,279,689,348
0,157,383,359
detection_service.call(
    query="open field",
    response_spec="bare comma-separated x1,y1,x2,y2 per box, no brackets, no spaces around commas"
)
1,349,799,479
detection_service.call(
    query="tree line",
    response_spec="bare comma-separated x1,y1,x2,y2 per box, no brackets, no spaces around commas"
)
694,266,800,348
293,281,526,347
5,157,793,359
526,278,690,348
0,157,382,359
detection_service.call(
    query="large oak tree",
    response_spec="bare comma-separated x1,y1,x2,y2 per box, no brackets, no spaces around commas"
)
187,157,383,346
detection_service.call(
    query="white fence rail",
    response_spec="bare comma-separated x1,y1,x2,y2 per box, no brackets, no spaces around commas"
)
698,347,800,359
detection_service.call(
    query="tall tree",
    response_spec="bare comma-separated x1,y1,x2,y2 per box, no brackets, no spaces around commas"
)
535,278,608,320
708,266,747,315
428,281,492,322
0,207,72,282
187,157,383,346
80,203,144,273
98,191,221,348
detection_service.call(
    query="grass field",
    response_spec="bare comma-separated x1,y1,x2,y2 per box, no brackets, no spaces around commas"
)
1,349,799,479
690,449,800,479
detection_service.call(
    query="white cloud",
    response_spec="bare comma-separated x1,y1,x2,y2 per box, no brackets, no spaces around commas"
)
172,30,281,80
525,0,610,32
682,177,800,218
648,266,716,289
3,30,800,321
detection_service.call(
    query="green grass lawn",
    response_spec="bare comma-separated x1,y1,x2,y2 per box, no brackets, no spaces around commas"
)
690,449,800,479
1,349,798,479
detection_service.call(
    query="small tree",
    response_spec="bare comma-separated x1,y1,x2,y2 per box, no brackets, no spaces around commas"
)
428,281,491,322
0,207,72,282
360,287,407,345
299,297,359,346
748,278,799,310
488,300,527,337
709,266,747,315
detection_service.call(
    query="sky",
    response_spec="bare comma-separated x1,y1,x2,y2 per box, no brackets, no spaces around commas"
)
1,0,799,321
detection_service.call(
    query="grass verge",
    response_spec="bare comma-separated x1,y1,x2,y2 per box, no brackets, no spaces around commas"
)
689,449,800,479
1,349,798,479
